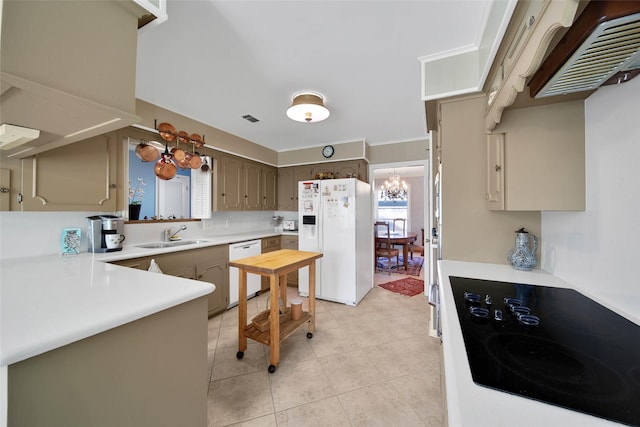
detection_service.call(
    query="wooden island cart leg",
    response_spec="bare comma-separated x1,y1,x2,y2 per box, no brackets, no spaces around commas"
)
236,269,248,359
268,272,280,373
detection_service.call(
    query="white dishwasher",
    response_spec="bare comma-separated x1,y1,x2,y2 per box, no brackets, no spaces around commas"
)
228,240,262,308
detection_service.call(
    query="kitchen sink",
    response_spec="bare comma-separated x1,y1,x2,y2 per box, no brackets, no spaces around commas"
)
135,240,211,249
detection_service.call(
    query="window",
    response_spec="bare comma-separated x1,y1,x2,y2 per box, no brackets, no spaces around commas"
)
376,189,408,230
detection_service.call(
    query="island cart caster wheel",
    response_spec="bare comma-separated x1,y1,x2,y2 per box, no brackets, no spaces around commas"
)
236,351,244,360
307,332,313,339
268,365,276,373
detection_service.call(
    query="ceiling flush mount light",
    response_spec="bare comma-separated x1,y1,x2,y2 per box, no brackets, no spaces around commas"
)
381,171,408,200
286,91,330,123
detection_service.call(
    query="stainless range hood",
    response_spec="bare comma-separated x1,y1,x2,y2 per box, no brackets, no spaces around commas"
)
530,1,640,98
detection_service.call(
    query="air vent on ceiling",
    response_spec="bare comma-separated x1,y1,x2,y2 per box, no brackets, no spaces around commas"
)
530,1,640,98
242,114,260,123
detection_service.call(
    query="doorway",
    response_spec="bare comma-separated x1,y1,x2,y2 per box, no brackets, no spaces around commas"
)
370,160,429,289
156,175,190,219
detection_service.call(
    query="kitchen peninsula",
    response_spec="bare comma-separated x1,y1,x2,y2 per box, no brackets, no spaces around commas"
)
1,252,213,427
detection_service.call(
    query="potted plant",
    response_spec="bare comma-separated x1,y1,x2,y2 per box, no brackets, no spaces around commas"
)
128,177,146,220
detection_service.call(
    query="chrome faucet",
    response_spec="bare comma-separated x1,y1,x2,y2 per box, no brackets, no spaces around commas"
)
164,224,187,241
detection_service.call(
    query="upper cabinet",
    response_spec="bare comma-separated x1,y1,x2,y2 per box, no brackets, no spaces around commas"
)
486,100,585,211
0,1,148,158
216,154,277,212
276,160,368,211
277,165,314,211
20,133,120,211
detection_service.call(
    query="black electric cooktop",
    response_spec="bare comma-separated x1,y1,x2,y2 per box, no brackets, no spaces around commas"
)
449,276,640,426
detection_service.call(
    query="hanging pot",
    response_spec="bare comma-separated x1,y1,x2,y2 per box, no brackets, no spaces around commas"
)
177,152,192,169
154,156,177,180
200,157,210,172
154,145,177,180
189,153,202,169
157,122,177,142
135,142,159,162
190,133,204,148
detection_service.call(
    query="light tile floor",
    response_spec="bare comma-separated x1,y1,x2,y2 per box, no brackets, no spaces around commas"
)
206,259,443,426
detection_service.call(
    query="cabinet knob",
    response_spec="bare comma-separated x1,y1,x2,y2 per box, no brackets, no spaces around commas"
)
495,165,501,172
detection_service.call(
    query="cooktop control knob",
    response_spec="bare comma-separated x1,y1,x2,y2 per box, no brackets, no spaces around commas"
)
485,295,492,306
494,309,503,321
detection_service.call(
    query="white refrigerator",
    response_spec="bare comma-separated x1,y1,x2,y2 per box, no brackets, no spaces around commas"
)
298,178,373,306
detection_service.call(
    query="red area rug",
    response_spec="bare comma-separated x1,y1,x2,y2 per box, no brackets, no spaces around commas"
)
378,277,424,297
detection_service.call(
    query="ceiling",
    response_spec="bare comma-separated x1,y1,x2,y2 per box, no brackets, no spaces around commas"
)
135,0,499,153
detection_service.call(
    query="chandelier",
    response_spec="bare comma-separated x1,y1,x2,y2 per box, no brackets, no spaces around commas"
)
381,172,407,200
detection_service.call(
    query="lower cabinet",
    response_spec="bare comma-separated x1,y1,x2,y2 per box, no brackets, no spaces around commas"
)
8,297,208,427
280,235,299,286
260,236,281,291
111,245,229,317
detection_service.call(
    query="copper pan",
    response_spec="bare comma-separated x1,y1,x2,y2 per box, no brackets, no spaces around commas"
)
154,155,177,180
190,133,204,148
158,122,177,142
135,142,159,162
189,154,202,169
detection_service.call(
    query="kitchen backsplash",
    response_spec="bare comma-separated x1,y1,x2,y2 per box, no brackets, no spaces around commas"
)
0,210,295,260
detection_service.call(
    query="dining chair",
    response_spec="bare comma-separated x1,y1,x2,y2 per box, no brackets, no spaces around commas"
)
392,218,406,251
410,228,425,260
375,221,400,275
392,218,406,233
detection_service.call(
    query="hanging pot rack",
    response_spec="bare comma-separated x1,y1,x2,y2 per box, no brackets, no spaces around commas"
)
134,120,209,179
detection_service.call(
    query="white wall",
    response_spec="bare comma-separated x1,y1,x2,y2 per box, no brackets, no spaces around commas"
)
0,211,276,260
541,76,640,320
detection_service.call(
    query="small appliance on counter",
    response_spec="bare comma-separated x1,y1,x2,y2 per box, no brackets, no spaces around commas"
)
87,215,125,252
282,220,297,231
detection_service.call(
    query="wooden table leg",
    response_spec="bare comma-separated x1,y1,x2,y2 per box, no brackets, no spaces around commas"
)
238,269,247,352
308,261,316,333
269,273,280,370
279,274,287,307
402,243,409,270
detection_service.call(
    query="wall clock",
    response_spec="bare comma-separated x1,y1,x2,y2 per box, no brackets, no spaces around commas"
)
322,145,334,158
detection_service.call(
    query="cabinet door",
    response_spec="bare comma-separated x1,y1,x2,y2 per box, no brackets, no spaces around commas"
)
20,134,118,211
333,160,360,180
260,236,281,290
486,133,505,210
293,166,314,208
194,246,229,317
280,235,299,286
110,257,151,270
243,161,262,210
261,166,278,210
277,167,295,211
152,251,197,279
218,156,244,211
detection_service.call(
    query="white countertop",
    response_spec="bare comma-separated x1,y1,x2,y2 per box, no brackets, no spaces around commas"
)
0,253,213,367
438,261,633,427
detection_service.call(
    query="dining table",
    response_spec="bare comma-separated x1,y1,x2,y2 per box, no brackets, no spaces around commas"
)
376,231,417,271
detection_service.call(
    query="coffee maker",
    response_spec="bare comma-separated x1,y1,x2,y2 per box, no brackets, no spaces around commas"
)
87,215,125,252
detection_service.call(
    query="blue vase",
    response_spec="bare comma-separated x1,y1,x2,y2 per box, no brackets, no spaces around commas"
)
508,228,537,271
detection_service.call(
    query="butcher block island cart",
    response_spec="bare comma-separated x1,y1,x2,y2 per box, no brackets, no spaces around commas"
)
230,249,322,373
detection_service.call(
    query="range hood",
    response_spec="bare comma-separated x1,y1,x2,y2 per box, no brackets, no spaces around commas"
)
529,1,640,98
